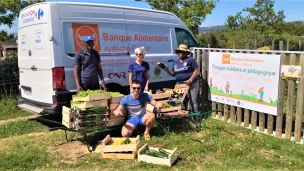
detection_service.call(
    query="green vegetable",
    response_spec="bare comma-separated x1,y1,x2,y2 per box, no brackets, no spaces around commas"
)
162,103,176,108
71,100,84,105
76,90,106,97
109,92,123,97
143,149,169,158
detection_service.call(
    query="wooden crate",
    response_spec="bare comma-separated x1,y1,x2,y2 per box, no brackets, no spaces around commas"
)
72,92,111,102
101,135,140,160
106,117,125,127
151,92,171,100
110,96,124,104
62,106,74,128
158,104,182,113
138,144,179,167
172,84,189,103
71,100,108,109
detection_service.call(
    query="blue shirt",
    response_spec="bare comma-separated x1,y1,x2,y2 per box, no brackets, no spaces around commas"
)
172,57,199,84
74,49,101,85
120,93,153,118
128,61,150,88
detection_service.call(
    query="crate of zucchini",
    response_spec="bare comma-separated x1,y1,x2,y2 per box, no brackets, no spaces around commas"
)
62,90,126,130
138,144,179,167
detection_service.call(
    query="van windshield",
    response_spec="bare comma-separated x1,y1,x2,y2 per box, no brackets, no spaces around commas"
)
175,28,197,48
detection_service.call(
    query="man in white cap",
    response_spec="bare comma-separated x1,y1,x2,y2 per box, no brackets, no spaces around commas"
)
74,36,106,92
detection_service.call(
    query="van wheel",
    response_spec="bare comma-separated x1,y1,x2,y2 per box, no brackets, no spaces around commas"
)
106,83,128,95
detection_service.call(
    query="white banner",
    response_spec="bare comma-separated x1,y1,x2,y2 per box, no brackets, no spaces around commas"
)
208,52,281,115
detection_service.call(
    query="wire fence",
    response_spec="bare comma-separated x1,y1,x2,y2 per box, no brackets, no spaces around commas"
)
0,54,19,98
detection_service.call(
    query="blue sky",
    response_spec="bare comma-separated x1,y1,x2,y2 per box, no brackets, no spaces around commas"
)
2,0,304,33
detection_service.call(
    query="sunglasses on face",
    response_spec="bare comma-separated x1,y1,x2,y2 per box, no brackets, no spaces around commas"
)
177,51,187,54
136,53,143,56
132,87,141,90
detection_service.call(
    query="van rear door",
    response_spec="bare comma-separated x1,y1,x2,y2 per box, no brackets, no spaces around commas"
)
18,3,53,106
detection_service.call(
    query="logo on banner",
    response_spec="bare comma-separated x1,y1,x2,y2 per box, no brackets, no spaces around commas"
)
72,23,101,52
21,8,44,24
222,54,231,64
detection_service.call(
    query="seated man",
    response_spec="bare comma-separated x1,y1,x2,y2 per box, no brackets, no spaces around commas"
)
113,80,163,140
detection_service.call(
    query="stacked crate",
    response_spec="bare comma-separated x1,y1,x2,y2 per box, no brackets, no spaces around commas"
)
147,84,190,116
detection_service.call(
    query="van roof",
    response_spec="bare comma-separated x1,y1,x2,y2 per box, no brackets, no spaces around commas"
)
21,2,178,18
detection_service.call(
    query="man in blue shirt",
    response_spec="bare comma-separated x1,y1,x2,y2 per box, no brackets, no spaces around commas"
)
113,80,163,140
74,36,106,92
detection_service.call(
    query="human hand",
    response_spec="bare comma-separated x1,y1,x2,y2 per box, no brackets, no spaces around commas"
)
185,79,192,85
99,80,106,90
156,102,163,110
76,85,82,93
114,110,124,116
144,86,149,92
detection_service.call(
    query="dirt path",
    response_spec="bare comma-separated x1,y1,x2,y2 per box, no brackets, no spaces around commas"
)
0,114,39,125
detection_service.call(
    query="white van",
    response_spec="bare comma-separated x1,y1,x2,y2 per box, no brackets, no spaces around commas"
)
17,2,199,114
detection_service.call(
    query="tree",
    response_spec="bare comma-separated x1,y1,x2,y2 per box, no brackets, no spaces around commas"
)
0,30,16,41
135,0,217,35
0,0,44,28
226,0,285,34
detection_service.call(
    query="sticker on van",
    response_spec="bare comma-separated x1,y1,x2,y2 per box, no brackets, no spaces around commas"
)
21,8,44,24
20,35,27,50
34,30,44,49
72,23,101,52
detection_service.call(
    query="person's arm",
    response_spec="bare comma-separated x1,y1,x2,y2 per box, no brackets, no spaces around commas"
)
74,64,81,92
150,100,163,109
96,53,106,89
129,72,133,91
128,64,133,91
114,96,127,116
113,105,124,116
74,53,81,92
164,68,176,77
185,59,200,85
145,72,150,91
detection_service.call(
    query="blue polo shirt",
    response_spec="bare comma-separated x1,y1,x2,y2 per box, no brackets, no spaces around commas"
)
120,93,153,118
74,49,101,85
128,61,150,90
172,57,199,84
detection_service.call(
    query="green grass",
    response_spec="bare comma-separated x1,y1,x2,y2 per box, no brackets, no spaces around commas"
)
0,119,48,138
0,118,304,170
0,96,31,120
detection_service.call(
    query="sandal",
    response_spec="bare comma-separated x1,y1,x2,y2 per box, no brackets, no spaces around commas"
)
144,132,151,141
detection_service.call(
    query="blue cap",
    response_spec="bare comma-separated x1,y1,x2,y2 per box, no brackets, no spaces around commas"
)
82,36,94,42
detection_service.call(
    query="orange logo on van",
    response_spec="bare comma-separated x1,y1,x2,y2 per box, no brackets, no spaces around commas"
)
72,23,101,52
222,54,231,64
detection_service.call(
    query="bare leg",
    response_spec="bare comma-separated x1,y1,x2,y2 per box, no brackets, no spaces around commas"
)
121,123,136,137
142,112,156,134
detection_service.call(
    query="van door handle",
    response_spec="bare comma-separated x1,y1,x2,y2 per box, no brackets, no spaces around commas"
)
168,59,174,62
31,65,37,71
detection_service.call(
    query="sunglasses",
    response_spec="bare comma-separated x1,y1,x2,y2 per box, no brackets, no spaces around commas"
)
132,87,141,90
177,51,187,54
136,53,143,56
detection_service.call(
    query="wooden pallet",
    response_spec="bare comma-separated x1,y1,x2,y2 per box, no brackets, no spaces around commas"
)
100,135,140,160
71,100,108,109
72,92,111,102
138,144,179,167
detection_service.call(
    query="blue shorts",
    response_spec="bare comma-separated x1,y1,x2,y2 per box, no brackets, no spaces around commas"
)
126,114,145,128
